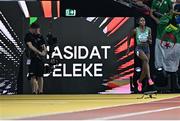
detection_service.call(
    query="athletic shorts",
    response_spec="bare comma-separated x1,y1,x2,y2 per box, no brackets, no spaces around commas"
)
28,57,44,77
135,44,150,56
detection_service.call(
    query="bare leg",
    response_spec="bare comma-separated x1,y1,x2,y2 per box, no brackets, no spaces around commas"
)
146,53,151,80
139,62,147,82
31,76,38,94
37,77,44,93
137,51,149,83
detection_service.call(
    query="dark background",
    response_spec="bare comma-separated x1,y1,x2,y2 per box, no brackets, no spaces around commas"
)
22,17,134,94
0,0,179,94
0,1,24,94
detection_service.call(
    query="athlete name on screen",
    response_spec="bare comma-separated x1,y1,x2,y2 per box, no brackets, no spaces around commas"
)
44,46,111,77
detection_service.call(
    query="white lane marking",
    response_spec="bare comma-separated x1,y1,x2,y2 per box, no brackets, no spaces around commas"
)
94,106,180,120
150,101,180,103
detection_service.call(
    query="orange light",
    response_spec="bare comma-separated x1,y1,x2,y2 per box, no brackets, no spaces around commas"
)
41,1,52,18
119,59,134,69
108,17,129,36
114,38,134,54
104,17,125,34
57,1,60,17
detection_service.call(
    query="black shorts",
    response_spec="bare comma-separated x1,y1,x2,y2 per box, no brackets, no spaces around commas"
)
28,57,44,77
135,44,150,56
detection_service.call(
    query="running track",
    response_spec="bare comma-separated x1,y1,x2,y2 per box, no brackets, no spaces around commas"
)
21,96,180,120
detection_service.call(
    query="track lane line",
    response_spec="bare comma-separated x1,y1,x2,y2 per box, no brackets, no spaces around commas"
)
94,106,180,120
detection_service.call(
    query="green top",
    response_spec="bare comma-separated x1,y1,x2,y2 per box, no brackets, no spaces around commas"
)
151,0,172,15
135,27,150,45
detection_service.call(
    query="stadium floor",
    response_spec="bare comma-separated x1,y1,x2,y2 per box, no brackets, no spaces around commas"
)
0,94,180,120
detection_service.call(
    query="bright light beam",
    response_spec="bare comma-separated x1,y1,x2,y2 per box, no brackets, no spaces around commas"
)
18,1,30,18
0,20,22,53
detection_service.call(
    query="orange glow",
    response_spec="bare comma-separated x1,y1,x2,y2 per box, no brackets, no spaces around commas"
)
108,17,129,36
114,38,134,54
41,1,52,18
118,51,134,61
119,59,134,69
120,68,134,75
57,1,60,17
105,17,125,34
114,36,128,48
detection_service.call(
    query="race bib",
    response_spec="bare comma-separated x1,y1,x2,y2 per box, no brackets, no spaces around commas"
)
26,59,31,65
